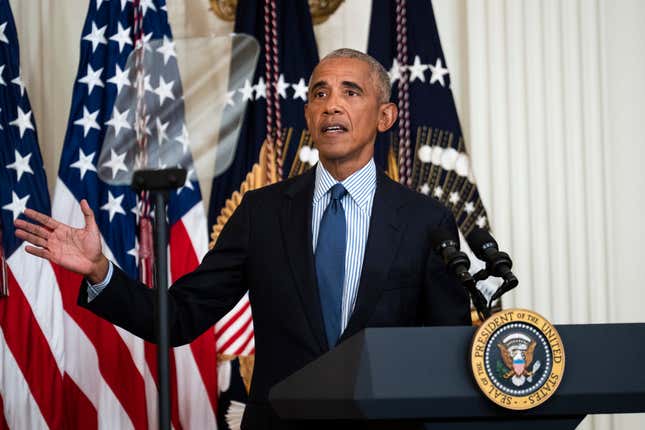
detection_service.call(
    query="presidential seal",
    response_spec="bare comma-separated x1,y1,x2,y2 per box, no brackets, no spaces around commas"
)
470,309,565,410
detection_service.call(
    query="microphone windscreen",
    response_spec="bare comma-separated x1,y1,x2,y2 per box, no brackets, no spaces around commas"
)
466,228,498,259
429,228,457,251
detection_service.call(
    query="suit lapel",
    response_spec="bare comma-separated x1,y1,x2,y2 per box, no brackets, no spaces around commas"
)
340,171,407,342
279,169,329,353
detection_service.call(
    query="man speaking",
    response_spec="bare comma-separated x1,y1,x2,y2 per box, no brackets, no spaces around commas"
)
15,49,470,429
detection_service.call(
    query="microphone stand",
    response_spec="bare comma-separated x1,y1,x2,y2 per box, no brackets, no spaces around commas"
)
131,168,186,430
463,275,491,322
472,268,519,315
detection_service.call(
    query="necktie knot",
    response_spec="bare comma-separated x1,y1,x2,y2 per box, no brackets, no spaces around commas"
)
330,183,347,202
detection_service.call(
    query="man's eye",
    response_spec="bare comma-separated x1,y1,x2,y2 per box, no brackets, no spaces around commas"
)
346,90,358,96
314,91,326,98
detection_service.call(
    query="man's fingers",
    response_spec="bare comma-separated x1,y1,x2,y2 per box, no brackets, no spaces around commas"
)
80,199,96,226
23,208,60,230
15,219,52,240
15,228,49,248
24,245,51,261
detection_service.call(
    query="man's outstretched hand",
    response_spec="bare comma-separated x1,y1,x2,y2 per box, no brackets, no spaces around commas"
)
14,199,109,284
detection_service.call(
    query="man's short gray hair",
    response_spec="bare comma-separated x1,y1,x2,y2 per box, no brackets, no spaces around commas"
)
315,48,391,104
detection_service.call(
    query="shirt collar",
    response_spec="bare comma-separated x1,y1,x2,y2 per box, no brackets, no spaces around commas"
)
313,159,377,210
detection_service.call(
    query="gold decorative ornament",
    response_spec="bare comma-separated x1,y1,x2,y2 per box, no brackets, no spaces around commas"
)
209,0,344,25
308,0,344,25
210,0,237,22
209,140,278,248
471,309,565,410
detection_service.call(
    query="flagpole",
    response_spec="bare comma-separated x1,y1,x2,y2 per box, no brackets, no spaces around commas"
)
132,168,186,430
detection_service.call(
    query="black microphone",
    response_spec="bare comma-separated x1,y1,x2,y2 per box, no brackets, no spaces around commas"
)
430,229,489,319
466,228,519,302
430,229,472,284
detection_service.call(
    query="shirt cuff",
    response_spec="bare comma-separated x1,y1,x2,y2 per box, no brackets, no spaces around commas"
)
86,260,114,302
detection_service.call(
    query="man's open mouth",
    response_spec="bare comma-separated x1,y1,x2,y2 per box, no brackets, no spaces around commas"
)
321,124,348,134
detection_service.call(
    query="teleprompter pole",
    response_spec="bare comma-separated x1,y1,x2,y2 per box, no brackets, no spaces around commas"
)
132,168,186,430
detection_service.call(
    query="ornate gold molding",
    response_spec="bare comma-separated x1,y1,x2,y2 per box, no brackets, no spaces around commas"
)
210,0,344,25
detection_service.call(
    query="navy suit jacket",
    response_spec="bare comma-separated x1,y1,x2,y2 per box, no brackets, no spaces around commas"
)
79,167,471,429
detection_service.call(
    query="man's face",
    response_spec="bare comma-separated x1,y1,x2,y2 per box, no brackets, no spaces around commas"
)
304,57,396,167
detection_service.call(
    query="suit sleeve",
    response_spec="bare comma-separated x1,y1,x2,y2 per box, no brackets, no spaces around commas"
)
422,206,472,326
78,192,253,346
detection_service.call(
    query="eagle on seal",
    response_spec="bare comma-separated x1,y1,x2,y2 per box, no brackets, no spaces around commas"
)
498,340,537,386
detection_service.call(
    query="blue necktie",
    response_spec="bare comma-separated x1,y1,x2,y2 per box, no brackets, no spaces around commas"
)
315,183,347,348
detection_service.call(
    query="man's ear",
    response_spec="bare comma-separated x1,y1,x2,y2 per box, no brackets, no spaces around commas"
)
377,102,398,132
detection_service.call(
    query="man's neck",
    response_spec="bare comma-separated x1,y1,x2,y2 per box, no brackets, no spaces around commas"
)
319,157,372,181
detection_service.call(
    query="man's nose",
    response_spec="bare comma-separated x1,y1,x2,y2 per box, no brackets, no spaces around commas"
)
323,92,342,115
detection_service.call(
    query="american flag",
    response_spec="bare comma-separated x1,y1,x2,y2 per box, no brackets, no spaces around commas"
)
367,0,497,310
49,0,215,428
0,1,65,428
209,1,319,426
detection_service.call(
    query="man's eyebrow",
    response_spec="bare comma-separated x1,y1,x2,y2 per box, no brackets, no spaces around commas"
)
341,81,364,93
309,80,328,93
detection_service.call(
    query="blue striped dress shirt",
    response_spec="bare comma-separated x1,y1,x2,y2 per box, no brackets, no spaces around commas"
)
312,159,376,335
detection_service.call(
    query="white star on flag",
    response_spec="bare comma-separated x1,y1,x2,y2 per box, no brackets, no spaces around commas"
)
433,186,443,198
428,58,449,87
476,215,487,228
176,168,195,194
100,190,126,222
95,0,107,11
254,77,266,100
156,117,169,144
12,73,25,96
0,65,6,86
408,55,428,82
70,148,97,180
292,78,308,101
107,64,131,94
137,32,154,51
464,201,475,214
448,192,460,205
105,107,131,136
176,124,190,154
140,0,157,15
239,79,254,102
83,22,108,52
0,22,8,44
275,74,289,99
143,74,154,93
78,64,104,94
10,106,35,138
127,237,139,264
154,76,175,105
225,90,236,107
102,148,128,179
6,150,34,181
109,22,132,54
420,183,430,195
74,107,101,137
389,59,402,84
156,36,176,65
2,191,29,221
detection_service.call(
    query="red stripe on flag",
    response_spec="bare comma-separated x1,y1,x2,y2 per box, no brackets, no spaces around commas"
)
63,374,97,430
52,267,149,430
233,329,255,356
170,221,218,413
218,315,253,353
0,269,63,429
215,301,251,337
